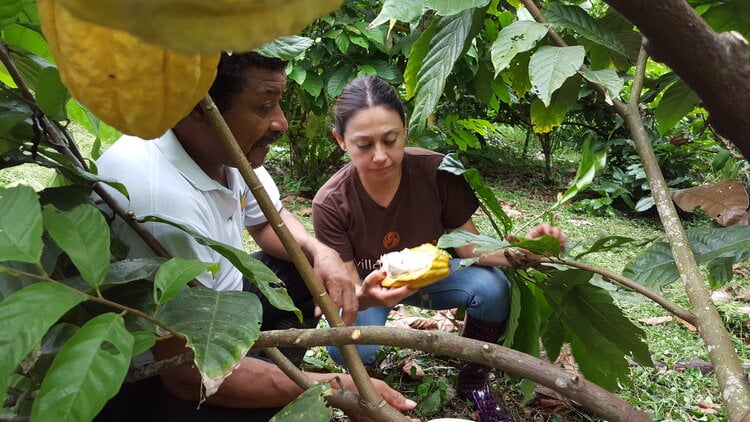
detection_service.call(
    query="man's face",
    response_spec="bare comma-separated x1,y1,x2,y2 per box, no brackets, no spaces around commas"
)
223,67,288,168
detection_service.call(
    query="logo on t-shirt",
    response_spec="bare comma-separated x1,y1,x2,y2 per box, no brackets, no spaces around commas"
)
383,231,400,249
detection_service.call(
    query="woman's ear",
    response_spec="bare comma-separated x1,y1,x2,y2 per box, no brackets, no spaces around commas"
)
332,128,346,151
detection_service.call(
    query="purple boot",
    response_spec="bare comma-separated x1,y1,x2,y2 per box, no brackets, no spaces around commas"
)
456,316,514,422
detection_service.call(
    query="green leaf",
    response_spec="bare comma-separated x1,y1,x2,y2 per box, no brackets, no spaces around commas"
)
42,204,110,287
573,236,640,261
326,65,354,98
409,10,474,141
142,215,299,317
370,0,489,28
707,257,734,289
702,0,750,54
529,45,585,106
34,64,69,121
490,20,549,74
32,313,133,422
0,185,43,263
334,32,350,54
544,5,628,57
554,134,606,206
623,226,750,290
3,22,53,62
508,50,532,97
579,69,624,102
543,271,651,389
270,382,332,422
510,235,562,257
301,73,323,98
654,80,700,135
0,0,23,30
66,99,121,144
102,257,166,286
506,278,541,356
438,229,509,253
154,257,219,305
0,282,86,402
256,36,314,60
157,288,262,397
131,331,157,356
404,19,438,100
530,74,580,133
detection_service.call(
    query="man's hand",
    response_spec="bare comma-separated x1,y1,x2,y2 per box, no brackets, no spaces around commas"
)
311,245,359,325
357,270,418,310
321,373,419,421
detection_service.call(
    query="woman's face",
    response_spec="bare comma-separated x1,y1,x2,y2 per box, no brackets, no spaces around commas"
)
333,105,406,182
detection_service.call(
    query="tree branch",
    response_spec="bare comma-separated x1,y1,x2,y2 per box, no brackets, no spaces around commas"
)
198,95,408,420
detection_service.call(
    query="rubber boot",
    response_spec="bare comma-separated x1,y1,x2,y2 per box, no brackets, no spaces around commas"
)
456,315,514,422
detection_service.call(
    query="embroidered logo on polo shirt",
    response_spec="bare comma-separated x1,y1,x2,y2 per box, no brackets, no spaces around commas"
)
383,231,400,249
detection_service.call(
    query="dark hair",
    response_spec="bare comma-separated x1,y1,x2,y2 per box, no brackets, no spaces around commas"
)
209,52,286,112
333,75,406,137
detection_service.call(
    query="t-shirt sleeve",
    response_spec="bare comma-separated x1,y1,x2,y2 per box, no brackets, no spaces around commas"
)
243,166,283,227
438,170,480,229
312,192,355,263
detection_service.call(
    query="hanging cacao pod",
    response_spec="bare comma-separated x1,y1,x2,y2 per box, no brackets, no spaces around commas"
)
379,243,451,289
52,0,344,54
37,0,220,139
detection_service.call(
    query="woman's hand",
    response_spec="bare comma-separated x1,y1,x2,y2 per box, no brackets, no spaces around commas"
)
356,270,418,310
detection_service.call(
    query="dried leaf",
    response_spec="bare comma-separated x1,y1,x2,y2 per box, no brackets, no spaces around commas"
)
639,316,673,325
710,288,735,303
676,317,698,332
672,180,749,226
399,357,424,380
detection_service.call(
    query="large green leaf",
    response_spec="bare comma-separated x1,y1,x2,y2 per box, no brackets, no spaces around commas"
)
42,204,110,287
409,10,474,141
142,216,299,318
65,99,121,144
326,65,354,98
623,226,750,290
11,53,68,121
490,20,549,74
653,79,700,135
0,282,85,402
579,69,624,102
370,0,489,28
542,270,651,390
270,382,332,422
529,74,580,133
0,0,23,30
529,45,585,107
31,313,133,422
403,20,437,100
157,287,262,397
438,229,509,254
256,36,314,60
544,4,628,57
0,185,42,263
0,89,32,136
154,257,219,305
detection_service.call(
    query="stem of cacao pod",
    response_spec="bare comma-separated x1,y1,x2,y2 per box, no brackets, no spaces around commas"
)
199,94,410,421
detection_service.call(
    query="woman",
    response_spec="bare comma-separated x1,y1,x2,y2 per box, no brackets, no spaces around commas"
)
312,75,566,422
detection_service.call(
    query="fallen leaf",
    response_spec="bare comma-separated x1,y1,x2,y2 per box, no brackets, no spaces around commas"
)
399,357,424,380
711,288,735,303
676,317,698,332
639,316,674,325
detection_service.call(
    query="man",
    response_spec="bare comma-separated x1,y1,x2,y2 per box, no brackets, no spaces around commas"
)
94,52,416,421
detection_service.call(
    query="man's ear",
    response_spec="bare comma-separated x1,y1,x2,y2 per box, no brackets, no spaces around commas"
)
332,128,346,150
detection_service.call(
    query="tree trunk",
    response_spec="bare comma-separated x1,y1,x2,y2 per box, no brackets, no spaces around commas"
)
603,0,750,161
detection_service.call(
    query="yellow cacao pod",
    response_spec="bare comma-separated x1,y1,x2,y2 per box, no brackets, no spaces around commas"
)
38,0,220,139
52,0,344,54
379,243,451,289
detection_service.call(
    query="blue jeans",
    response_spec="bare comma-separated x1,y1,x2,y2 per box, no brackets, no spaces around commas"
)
327,258,511,365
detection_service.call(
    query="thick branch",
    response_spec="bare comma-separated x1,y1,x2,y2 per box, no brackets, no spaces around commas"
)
603,0,750,160
197,95,407,420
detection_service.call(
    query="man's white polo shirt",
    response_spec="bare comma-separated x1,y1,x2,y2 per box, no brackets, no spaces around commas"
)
96,130,282,291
